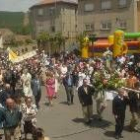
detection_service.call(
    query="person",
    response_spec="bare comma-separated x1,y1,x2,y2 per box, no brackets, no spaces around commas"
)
3,98,22,140
45,72,55,106
63,72,74,105
0,106,4,140
78,79,95,124
33,128,50,140
22,97,38,139
128,82,140,132
112,88,129,139
0,84,14,107
54,69,59,98
31,74,42,109
21,69,33,98
60,64,68,78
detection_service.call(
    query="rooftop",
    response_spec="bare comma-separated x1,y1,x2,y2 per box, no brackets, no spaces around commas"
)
30,0,78,9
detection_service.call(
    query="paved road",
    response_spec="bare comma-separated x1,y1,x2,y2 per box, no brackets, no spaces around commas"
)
37,86,140,140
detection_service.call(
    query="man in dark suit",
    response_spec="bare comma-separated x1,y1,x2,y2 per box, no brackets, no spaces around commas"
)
78,79,95,124
63,72,74,105
113,88,129,139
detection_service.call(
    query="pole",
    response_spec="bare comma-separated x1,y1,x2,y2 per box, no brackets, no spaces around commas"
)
133,0,138,32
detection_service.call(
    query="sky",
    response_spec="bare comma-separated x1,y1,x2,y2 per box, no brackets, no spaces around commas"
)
0,0,77,12
0,0,39,12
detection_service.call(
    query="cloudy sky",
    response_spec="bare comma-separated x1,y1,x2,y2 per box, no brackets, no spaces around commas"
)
0,0,39,12
0,0,77,12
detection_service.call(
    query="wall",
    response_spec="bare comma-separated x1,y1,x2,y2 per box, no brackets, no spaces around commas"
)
78,0,134,37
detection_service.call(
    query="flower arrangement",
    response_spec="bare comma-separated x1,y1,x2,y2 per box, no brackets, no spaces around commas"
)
92,70,126,92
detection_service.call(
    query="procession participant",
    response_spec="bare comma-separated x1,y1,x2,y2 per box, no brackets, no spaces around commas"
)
0,106,4,140
103,47,113,70
126,71,138,89
60,63,68,78
128,82,140,132
113,88,129,139
1,84,14,107
78,79,95,124
21,69,33,98
3,98,22,140
93,70,107,121
77,70,86,90
45,71,55,106
33,128,50,140
63,72,74,105
22,97,38,139
15,72,23,98
53,69,59,98
31,74,42,109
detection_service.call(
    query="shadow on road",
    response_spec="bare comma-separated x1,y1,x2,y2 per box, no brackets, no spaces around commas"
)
59,101,68,105
72,114,112,129
104,130,115,138
44,102,50,106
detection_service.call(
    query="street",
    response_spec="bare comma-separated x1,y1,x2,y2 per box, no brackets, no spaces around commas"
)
37,86,140,140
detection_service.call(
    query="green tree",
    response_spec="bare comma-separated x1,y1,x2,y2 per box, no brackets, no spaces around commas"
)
54,32,65,52
76,32,87,49
37,32,50,49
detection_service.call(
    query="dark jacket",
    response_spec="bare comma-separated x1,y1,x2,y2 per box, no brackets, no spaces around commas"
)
78,85,95,106
128,91,139,113
3,107,22,128
113,95,128,116
0,89,14,107
63,74,74,87
31,78,41,96
0,107,4,128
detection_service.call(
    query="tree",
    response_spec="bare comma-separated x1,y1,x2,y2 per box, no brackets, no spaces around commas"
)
37,32,50,50
76,32,87,49
54,32,65,52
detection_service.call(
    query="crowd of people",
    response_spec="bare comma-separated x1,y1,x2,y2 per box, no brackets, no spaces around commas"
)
0,48,140,140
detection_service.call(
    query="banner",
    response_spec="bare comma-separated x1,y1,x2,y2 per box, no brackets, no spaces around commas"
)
7,47,18,61
12,50,37,63
0,36,3,49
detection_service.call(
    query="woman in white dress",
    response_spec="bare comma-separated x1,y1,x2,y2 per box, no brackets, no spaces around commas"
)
21,69,33,98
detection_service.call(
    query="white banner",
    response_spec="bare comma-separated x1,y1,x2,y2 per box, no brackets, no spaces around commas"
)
0,36,3,49
12,50,37,63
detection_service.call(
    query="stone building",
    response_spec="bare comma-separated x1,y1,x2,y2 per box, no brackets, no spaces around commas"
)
78,0,140,37
30,0,78,50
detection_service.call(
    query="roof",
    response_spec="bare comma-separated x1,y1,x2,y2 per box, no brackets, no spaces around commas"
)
30,0,78,9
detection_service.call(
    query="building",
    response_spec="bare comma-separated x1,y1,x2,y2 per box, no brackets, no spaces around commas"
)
78,0,140,37
30,0,78,50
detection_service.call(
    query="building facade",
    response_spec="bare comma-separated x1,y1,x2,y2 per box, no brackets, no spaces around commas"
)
78,0,140,37
30,0,78,49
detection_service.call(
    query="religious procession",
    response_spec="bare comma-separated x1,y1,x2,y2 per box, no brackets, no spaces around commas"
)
0,39,139,140
1,1,140,140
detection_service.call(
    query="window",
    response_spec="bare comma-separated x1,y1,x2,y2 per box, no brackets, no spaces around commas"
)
49,7,55,16
118,20,127,29
118,0,127,7
100,21,111,30
101,0,111,10
38,9,43,16
51,26,55,32
85,24,94,31
84,3,94,12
